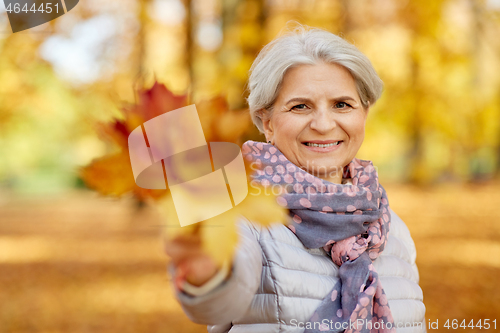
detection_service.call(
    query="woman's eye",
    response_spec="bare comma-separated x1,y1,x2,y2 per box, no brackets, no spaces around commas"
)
335,102,351,109
290,104,307,111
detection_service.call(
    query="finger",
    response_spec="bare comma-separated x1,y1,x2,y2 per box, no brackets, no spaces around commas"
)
180,255,219,286
165,242,207,266
165,232,202,248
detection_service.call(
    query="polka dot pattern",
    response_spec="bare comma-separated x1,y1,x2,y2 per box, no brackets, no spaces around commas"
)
241,140,395,333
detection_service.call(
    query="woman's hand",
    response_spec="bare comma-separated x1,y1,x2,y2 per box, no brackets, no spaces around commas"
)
164,230,221,287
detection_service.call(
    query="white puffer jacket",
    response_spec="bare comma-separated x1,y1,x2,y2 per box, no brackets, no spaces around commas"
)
168,208,426,333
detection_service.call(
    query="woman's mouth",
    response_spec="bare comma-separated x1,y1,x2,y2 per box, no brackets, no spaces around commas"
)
304,142,341,147
302,140,343,152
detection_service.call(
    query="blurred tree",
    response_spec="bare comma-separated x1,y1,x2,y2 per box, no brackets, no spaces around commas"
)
219,0,266,110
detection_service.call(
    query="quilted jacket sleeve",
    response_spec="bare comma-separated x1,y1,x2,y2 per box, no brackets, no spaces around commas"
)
375,208,427,332
167,217,263,325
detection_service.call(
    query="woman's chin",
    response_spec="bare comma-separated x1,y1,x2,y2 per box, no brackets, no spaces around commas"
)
300,157,344,172
303,164,344,179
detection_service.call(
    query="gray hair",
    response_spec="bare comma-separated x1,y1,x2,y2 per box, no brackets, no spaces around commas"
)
245,23,384,133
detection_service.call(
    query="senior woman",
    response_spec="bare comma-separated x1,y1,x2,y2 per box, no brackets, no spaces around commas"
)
166,25,426,333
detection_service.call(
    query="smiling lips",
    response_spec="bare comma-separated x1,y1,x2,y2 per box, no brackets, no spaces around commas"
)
302,140,343,152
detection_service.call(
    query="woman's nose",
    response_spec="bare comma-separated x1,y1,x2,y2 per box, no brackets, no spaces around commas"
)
309,109,337,133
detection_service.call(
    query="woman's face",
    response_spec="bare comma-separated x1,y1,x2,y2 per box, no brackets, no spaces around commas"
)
262,62,369,184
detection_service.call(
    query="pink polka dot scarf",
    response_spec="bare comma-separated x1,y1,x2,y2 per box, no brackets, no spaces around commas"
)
242,140,396,333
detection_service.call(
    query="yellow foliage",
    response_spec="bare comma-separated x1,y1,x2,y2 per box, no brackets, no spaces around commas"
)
79,153,136,197
80,81,253,201
80,152,168,201
158,184,288,267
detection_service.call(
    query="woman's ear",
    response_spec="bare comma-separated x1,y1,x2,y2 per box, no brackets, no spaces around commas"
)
261,112,274,143
363,105,370,121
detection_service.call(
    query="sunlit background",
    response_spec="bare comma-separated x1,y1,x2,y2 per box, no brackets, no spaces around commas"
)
1,0,500,332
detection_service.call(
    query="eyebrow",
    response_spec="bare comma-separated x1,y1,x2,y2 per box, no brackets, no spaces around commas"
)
285,96,358,105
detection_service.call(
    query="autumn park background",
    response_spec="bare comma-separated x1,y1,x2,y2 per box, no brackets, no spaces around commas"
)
1,0,500,332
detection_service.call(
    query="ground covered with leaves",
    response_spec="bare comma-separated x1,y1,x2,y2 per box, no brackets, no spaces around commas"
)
0,182,499,332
